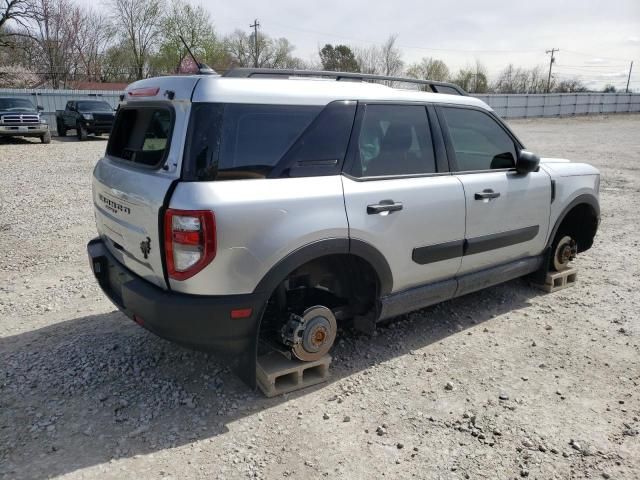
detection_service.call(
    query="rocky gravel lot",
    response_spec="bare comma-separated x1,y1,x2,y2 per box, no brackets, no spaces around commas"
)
1,115,639,479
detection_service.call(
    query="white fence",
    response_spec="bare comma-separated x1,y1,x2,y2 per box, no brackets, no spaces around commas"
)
1,89,639,134
0,88,121,133
473,93,640,118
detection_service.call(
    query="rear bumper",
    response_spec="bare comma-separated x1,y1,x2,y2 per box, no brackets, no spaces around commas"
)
87,238,266,355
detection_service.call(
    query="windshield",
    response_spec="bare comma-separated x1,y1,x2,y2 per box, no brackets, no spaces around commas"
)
76,101,112,112
0,98,36,112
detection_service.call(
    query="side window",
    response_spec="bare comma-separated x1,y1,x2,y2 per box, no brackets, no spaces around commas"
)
351,104,436,177
441,107,517,171
183,104,321,181
218,104,321,179
278,100,356,175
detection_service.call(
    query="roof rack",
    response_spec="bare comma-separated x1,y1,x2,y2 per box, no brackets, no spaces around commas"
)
223,68,468,96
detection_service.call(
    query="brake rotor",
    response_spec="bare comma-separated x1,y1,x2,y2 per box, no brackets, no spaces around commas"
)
554,235,577,271
289,306,337,362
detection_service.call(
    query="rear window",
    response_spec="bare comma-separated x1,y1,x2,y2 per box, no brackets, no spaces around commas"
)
107,107,173,167
184,104,322,181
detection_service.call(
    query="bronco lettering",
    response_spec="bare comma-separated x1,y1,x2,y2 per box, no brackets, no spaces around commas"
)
99,193,131,215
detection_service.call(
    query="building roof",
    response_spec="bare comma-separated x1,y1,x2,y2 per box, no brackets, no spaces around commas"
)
68,81,128,91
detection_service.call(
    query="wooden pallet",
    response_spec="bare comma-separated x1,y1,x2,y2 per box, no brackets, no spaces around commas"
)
256,352,331,397
532,268,578,293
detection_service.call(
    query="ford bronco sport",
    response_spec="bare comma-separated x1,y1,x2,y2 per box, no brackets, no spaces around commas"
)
87,68,600,388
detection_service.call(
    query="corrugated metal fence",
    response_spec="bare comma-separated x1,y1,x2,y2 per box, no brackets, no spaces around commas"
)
0,88,120,133
1,88,639,134
473,93,640,118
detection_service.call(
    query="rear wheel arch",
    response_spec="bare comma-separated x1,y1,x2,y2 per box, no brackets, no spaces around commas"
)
252,238,393,298
251,239,391,361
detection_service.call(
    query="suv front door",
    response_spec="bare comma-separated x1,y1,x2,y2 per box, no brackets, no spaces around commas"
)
438,106,551,275
342,103,466,294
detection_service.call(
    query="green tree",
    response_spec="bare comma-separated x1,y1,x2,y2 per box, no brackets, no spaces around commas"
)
319,44,359,72
406,57,450,90
152,0,228,74
602,84,616,93
453,61,488,93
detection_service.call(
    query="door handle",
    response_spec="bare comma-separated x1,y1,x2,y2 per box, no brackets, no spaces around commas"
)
367,200,403,215
474,189,501,200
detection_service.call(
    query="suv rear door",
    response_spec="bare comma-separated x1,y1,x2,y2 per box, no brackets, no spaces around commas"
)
342,103,466,294
437,105,551,275
92,78,199,289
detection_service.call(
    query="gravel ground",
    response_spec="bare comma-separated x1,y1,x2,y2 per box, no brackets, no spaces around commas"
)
1,115,639,480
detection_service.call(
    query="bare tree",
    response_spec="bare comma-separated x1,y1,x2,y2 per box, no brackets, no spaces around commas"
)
380,34,403,77
0,0,34,47
554,78,587,93
71,7,110,81
492,64,551,93
355,35,403,83
29,0,79,88
225,29,302,69
109,0,163,79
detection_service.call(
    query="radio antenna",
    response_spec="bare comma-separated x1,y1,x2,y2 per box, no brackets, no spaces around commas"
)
179,35,216,75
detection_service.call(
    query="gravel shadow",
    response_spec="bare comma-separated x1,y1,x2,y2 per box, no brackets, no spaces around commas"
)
0,279,544,478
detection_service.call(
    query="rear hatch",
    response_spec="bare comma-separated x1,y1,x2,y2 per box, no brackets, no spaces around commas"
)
92,77,200,289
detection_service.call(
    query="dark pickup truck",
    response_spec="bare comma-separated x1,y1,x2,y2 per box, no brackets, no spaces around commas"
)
55,100,115,140
0,97,51,143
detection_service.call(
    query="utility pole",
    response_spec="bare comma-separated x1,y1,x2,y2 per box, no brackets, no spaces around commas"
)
546,48,559,93
626,61,634,93
250,19,260,68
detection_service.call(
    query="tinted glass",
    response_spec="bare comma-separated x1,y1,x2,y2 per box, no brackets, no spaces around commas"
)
351,104,436,177
107,107,172,167
184,104,321,181
0,98,35,111
441,107,516,171
77,101,112,112
433,85,461,95
276,101,356,176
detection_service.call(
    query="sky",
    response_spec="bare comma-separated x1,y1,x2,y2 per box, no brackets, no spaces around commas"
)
89,0,640,91
191,0,640,91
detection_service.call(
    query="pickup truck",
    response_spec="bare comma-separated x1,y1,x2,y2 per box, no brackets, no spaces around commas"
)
0,97,51,143
55,99,115,140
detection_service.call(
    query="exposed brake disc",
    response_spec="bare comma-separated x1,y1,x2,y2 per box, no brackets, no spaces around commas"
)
281,306,337,362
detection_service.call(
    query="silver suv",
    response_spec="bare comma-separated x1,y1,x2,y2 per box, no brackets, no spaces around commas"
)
87,69,600,388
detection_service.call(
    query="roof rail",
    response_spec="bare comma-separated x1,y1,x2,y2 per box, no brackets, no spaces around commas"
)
223,68,468,96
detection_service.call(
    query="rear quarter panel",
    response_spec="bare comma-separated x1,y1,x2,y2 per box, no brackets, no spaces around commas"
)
168,176,349,295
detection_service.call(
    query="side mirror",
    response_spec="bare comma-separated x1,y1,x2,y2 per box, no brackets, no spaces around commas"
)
37,105,44,111
516,150,540,174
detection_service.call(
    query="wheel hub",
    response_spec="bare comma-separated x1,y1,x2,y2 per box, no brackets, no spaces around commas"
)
554,236,577,271
281,306,337,362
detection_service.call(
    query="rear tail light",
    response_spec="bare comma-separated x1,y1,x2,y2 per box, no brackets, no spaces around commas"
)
164,209,216,280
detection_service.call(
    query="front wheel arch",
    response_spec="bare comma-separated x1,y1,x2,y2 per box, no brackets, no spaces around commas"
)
547,195,600,253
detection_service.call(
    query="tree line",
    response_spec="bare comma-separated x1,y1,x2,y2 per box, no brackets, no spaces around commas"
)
0,0,609,92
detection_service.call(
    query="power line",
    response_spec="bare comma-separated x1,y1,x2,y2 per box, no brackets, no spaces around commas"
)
561,49,632,62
